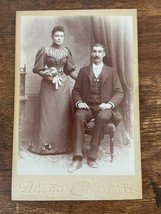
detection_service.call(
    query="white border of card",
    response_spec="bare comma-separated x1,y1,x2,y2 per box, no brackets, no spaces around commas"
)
12,9,142,200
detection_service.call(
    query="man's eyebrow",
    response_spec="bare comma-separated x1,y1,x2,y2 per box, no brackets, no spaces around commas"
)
93,49,103,51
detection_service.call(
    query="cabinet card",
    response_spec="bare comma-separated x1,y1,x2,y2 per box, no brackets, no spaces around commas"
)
12,9,142,200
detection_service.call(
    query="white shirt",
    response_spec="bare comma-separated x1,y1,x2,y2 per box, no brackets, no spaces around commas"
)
93,63,104,78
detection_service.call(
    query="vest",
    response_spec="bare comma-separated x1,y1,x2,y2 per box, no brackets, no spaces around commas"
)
88,72,101,105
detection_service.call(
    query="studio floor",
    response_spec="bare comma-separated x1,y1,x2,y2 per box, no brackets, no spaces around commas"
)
16,135,135,176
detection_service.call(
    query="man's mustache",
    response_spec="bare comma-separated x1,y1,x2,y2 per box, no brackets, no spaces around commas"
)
94,56,100,59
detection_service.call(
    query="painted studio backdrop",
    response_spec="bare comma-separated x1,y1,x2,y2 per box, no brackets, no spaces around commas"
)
19,15,133,160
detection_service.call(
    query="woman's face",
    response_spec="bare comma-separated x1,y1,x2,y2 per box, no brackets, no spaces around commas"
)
52,31,65,45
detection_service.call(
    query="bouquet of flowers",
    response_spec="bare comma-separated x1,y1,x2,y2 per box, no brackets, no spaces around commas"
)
44,66,63,89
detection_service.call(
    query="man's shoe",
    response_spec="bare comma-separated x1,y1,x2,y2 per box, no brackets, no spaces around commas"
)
68,160,82,173
87,158,98,168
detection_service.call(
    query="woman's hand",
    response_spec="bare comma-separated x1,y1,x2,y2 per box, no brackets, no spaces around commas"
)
38,70,53,82
43,67,59,83
44,66,58,77
50,67,58,77
44,75,53,82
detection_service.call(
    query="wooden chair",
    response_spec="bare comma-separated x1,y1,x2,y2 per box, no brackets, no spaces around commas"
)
85,119,116,162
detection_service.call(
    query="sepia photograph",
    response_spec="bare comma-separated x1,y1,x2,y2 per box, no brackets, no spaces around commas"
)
12,9,142,200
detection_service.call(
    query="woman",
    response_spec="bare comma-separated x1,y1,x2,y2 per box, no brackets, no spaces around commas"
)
29,26,76,155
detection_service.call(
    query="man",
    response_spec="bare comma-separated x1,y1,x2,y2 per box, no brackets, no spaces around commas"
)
68,43,124,173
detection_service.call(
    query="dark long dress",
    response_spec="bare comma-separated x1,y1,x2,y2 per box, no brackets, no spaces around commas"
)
29,44,76,154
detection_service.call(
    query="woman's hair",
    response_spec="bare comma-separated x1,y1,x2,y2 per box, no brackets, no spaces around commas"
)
51,26,65,36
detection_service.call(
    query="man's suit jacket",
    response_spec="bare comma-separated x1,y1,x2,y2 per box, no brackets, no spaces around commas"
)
72,64,124,126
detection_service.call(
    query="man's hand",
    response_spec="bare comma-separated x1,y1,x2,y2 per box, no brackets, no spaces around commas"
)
77,102,90,109
99,103,112,110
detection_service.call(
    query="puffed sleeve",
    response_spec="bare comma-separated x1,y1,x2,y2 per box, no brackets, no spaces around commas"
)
33,46,46,73
64,48,76,75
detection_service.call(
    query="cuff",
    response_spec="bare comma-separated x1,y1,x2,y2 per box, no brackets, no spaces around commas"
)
108,102,115,109
76,101,82,108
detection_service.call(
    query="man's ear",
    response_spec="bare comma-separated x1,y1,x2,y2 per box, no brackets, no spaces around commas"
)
103,52,106,57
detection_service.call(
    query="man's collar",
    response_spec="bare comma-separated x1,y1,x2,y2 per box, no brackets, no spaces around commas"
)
93,62,104,68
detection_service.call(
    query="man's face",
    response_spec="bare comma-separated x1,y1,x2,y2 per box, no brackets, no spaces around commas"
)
91,46,106,64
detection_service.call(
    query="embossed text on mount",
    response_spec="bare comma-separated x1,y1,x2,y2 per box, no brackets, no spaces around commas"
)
19,180,67,197
96,182,135,194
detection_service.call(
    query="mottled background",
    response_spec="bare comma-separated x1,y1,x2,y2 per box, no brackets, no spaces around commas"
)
20,16,92,95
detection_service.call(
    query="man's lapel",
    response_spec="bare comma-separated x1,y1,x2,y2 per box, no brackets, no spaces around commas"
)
86,64,111,89
100,65,111,86
86,66,94,88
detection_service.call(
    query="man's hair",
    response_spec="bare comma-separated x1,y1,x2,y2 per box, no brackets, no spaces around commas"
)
92,43,106,52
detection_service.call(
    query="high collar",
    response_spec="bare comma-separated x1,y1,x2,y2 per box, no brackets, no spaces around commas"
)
51,43,62,49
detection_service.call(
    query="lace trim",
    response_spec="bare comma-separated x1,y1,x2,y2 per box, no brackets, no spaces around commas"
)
45,47,69,60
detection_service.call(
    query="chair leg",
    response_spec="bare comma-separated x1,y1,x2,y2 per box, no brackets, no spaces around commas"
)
110,133,114,162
